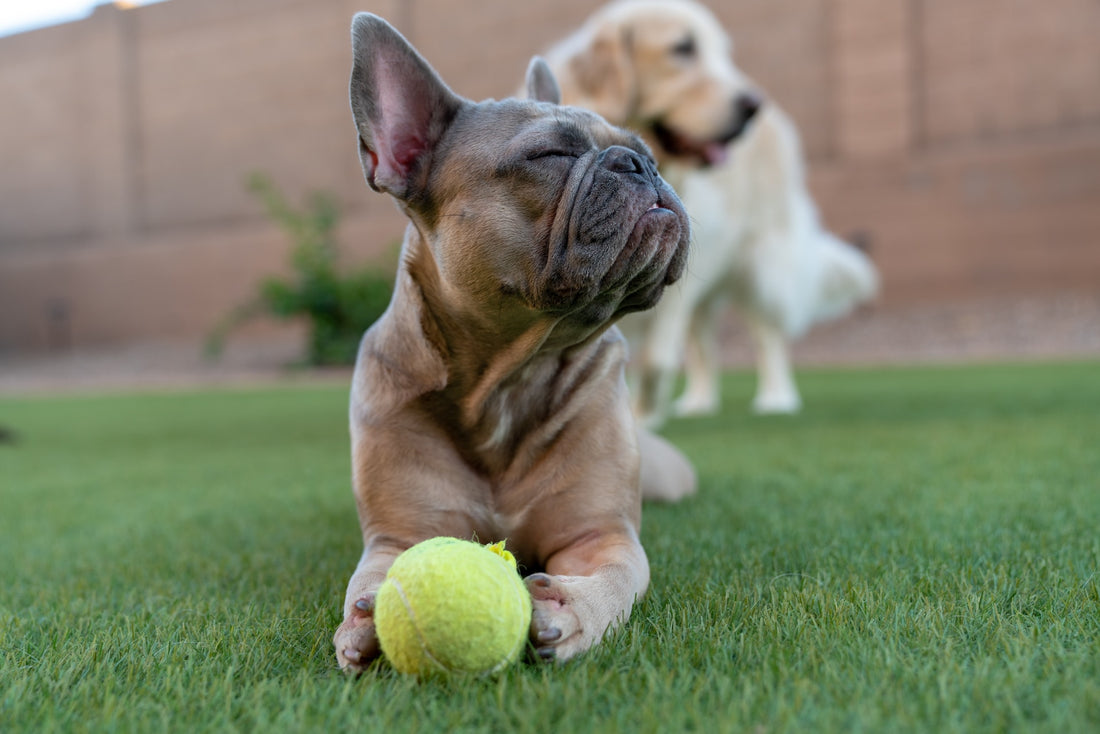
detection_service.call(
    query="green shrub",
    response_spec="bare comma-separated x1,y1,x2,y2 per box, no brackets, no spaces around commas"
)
207,173,394,365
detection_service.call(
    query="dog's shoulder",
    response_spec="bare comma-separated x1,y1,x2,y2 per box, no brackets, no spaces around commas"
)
350,271,448,421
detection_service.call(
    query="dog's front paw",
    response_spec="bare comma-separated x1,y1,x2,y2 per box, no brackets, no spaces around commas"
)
673,390,719,417
333,595,381,674
752,389,802,414
525,573,589,663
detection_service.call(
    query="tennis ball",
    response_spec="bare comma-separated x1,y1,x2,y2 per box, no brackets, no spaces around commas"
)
374,537,532,676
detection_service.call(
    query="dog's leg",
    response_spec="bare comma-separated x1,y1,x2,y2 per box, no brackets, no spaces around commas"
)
334,504,484,673
615,315,648,417
635,310,681,429
333,540,408,673
748,318,801,413
635,287,699,428
674,297,724,417
636,366,677,430
525,527,650,663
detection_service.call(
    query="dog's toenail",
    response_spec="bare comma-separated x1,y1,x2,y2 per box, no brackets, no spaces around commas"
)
537,646,556,661
537,627,562,642
355,598,373,612
530,574,551,588
344,648,362,662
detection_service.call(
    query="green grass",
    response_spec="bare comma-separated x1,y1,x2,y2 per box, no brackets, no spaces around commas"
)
2,362,1098,733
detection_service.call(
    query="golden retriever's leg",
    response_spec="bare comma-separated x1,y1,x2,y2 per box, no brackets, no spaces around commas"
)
748,317,802,413
636,366,677,430
634,282,705,428
525,527,650,663
616,314,648,417
674,297,724,417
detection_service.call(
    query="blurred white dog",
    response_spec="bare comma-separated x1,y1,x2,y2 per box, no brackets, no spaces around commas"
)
545,0,878,424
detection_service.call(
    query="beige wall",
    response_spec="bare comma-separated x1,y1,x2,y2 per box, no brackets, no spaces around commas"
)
1,0,1098,352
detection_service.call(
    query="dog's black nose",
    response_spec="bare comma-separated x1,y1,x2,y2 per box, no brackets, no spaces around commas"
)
600,145,648,176
735,92,763,124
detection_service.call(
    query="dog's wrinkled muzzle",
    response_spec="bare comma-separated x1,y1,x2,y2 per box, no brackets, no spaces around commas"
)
530,146,688,322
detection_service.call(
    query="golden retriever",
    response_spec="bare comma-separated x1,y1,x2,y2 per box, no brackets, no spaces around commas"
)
545,0,878,422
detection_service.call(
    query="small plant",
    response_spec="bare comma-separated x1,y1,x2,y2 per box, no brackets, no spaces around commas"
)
207,173,394,365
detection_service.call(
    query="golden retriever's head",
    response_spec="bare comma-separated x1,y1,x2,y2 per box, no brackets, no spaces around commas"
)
548,0,762,167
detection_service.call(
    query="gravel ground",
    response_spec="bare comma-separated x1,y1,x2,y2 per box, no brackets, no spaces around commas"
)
734,290,1100,367
1,290,1097,397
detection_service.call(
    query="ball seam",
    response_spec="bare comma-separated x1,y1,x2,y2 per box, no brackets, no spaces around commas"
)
390,578,448,672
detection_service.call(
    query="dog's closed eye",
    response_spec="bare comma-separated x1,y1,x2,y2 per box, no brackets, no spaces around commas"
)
527,149,581,160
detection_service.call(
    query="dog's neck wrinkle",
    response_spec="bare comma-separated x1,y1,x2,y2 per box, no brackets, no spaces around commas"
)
440,316,614,478
453,313,612,435
404,233,557,421
459,322,554,423
464,333,619,478
402,255,546,450
401,227,622,475
408,259,552,410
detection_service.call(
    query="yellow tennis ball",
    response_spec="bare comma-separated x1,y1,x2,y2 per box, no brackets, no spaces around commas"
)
374,537,532,676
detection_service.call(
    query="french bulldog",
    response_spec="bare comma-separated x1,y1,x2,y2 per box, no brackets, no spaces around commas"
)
333,13,696,672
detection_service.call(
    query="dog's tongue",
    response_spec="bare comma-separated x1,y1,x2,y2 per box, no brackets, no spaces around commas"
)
702,142,729,166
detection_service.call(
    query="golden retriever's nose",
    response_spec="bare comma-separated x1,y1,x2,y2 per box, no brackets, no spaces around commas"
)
736,92,764,125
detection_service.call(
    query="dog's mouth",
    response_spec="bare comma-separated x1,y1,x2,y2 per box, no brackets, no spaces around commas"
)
650,95,763,167
651,121,734,167
615,191,690,294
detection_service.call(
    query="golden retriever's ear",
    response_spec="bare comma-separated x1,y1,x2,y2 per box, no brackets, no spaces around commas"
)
567,23,635,123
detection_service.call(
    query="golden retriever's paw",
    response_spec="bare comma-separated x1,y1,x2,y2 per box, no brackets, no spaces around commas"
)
752,389,802,414
525,573,586,663
673,390,719,417
333,595,381,674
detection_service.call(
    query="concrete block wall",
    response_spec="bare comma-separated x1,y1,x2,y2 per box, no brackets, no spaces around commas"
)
1,0,1097,352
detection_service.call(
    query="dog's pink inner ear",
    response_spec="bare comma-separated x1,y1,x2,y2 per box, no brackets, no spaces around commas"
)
376,84,430,176
363,51,443,193
388,133,427,172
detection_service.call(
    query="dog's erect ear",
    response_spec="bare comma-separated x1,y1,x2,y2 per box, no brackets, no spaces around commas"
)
349,13,462,200
525,57,562,105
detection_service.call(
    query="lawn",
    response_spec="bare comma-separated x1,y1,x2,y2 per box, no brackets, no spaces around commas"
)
2,362,1098,732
